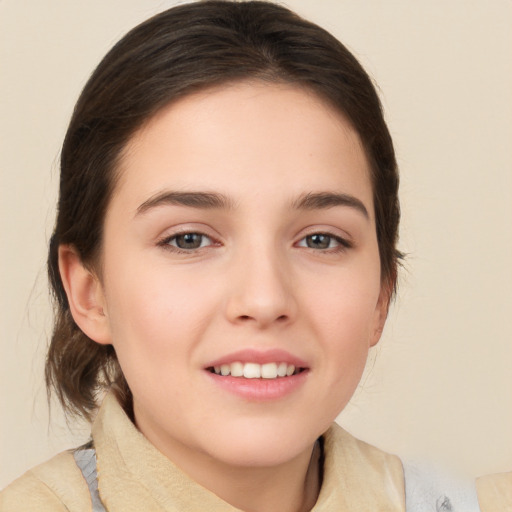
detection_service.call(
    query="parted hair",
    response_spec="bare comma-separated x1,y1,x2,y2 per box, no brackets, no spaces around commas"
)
46,0,400,421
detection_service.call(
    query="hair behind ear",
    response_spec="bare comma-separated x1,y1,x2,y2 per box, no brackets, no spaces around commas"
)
45,245,132,421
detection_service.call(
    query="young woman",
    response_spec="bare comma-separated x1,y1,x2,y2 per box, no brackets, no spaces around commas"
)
1,1,508,510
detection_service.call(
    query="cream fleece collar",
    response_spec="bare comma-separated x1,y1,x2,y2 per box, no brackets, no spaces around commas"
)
91,392,404,511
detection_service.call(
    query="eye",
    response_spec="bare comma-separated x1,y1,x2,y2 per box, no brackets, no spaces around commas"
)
161,232,214,251
297,233,350,251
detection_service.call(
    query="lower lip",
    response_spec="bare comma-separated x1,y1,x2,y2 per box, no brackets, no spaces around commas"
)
205,370,309,401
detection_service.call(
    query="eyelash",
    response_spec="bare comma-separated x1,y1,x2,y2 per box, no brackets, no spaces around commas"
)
157,231,352,254
157,231,217,254
296,233,352,253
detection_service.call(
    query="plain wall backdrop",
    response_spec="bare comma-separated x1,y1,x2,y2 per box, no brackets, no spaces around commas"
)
1,0,511,488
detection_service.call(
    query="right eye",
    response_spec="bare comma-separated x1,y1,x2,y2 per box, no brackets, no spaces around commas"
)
160,232,214,251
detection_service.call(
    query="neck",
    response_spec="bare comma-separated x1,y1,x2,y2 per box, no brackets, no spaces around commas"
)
132,400,323,512
148,432,321,512
199,441,322,512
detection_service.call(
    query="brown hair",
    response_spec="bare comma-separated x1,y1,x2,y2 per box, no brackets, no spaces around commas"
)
46,0,400,421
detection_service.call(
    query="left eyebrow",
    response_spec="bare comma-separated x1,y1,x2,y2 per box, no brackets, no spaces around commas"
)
136,191,235,216
291,192,369,219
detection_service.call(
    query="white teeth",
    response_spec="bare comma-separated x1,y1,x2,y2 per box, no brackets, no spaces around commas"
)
230,361,244,377
243,363,261,379
277,362,288,377
261,362,277,379
211,361,300,379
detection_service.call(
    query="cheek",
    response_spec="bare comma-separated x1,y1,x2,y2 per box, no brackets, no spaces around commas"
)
103,263,219,360
305,271,381,338
301,269,381,377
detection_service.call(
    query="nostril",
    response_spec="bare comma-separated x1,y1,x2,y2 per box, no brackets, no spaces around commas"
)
236,314,288,324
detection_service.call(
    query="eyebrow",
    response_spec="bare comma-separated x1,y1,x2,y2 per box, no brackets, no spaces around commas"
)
291,192,369,218
135,189,369,219
136,191,234,215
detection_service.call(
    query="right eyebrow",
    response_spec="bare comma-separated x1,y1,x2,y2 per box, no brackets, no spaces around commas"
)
135,191,235,216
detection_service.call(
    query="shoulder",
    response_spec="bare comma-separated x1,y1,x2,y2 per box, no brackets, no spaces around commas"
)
1,450,91,512
477,471,512,512
325,422,404,478
319,423,405,511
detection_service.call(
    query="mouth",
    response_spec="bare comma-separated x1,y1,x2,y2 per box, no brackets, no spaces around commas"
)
204,349,309,400
207,361,307,379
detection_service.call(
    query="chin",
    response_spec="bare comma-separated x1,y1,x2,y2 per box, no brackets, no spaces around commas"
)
200,418,323,468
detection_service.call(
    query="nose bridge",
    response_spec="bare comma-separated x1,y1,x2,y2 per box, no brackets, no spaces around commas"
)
225,234,296,327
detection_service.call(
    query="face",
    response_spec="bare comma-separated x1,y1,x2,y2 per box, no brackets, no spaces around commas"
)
96,82,387,472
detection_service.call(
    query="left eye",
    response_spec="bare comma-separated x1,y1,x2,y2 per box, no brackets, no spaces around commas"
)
297,233,346,250
164,232,213,250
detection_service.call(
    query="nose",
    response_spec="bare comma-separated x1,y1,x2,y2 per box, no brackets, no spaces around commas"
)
225,245,297,329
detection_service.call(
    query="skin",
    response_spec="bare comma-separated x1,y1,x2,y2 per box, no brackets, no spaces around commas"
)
60,81,389,512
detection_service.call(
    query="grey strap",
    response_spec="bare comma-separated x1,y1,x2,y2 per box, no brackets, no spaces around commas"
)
403,460,482,512
73,446,107,512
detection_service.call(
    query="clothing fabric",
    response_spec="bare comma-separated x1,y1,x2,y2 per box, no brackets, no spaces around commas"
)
1,392,509,511
73,445,104,512
403,460,481,512
72,444,484,512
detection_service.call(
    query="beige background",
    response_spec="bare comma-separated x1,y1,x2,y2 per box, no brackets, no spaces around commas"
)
1,0,511,489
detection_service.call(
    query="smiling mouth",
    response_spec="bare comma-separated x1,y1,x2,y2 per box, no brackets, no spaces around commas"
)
207,362,306,379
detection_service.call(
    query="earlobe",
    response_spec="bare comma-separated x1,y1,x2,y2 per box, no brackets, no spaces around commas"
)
58,245,112,345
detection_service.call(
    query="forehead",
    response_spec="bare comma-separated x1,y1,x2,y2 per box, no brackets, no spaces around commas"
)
114,81,373,214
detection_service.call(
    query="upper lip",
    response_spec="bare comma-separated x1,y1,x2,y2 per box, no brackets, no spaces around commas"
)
205,348,309,369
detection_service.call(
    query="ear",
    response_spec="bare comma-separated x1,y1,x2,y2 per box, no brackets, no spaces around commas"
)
58,245,112,345
369,281,392,348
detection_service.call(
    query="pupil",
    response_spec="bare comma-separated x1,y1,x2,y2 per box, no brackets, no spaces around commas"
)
177,233,202,249
308,234,330,249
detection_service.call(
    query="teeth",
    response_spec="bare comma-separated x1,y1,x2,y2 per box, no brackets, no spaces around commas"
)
243,363,261,379
211,362,301,379
230,361,244,377
261,363,277,379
